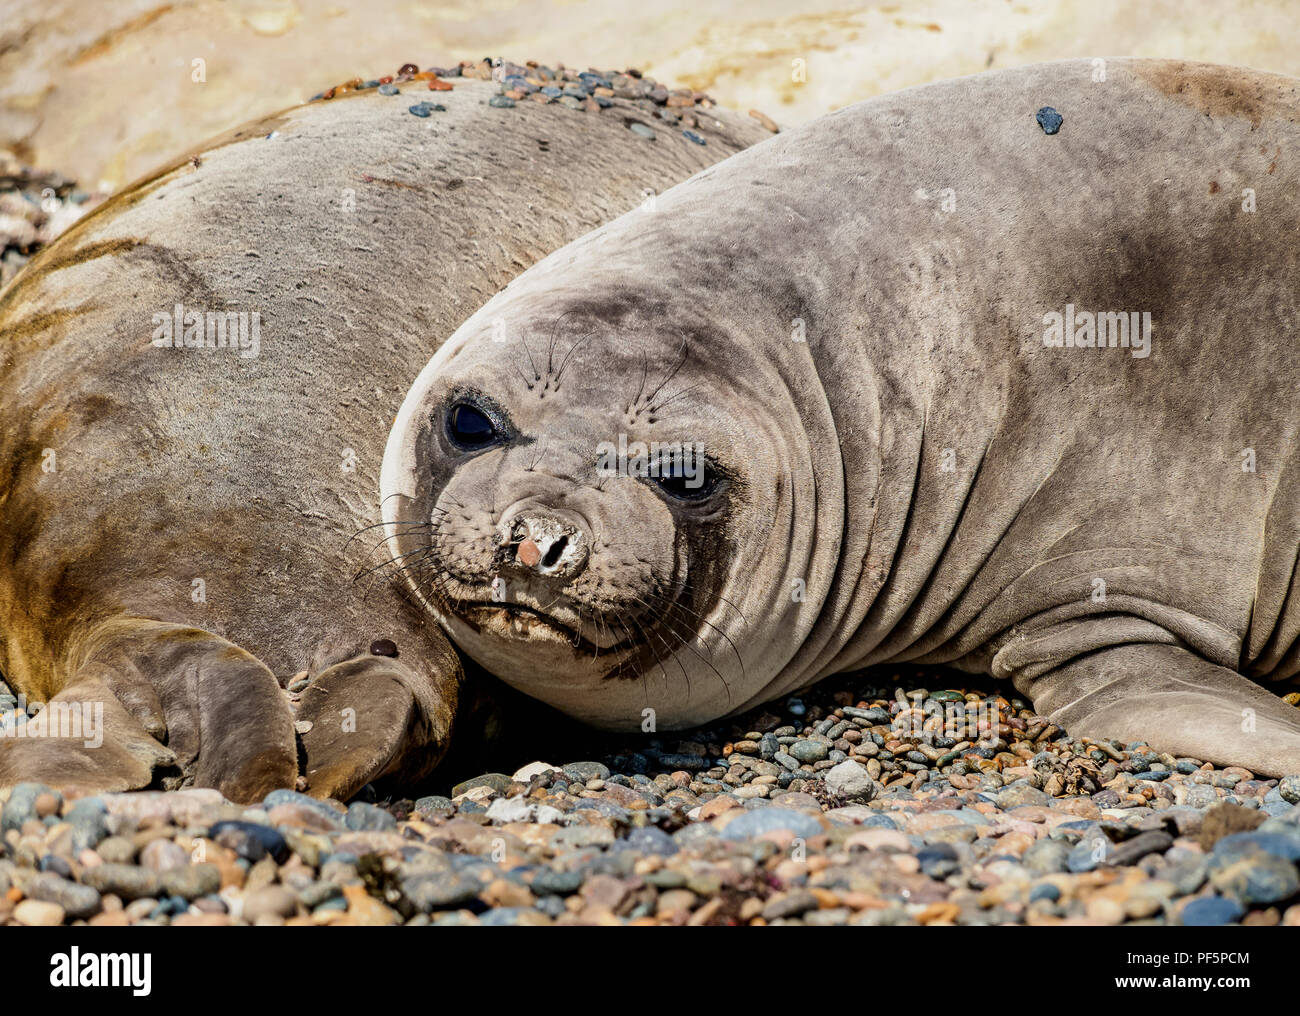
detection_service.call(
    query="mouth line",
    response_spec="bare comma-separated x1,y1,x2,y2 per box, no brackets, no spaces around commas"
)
455,599,631,653
460,599,571,627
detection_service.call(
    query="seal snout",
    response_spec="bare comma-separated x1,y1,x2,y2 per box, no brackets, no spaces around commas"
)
503,509,589,580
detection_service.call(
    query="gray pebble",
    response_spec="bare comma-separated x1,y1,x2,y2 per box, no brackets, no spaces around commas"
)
81,864,161,901
25,872,101,919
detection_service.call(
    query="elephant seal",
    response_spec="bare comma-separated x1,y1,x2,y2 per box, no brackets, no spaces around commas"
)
0,63,769,802
383,58,1300,777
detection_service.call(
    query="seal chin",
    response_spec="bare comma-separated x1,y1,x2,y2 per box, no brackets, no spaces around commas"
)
442,602,647,700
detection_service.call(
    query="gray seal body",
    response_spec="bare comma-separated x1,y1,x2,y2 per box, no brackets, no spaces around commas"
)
384,59,1300,777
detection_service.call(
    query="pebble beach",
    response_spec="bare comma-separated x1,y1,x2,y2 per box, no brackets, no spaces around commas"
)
5,664,1300,927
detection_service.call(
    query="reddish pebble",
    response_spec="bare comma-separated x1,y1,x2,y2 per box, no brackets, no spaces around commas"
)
517,539,541,568
428,78,453,91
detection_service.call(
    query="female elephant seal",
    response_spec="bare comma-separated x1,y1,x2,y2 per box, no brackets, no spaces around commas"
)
0,63,769,802
384,57,1300,778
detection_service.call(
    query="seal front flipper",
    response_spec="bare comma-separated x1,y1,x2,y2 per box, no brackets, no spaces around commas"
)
293,645,461,802
70,618,298,802
1011,641,1300,778
0,667,175,796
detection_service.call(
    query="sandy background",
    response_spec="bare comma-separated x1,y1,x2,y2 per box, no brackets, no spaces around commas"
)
2,0,1300,192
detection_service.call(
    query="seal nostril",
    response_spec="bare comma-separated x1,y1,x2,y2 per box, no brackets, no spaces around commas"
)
542,535,567,569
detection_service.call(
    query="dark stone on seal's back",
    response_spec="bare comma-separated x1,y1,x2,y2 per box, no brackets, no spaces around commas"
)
1035,106,1063,134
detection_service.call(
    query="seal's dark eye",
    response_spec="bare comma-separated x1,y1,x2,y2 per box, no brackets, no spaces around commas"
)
446,402,497,449
653,454,717,501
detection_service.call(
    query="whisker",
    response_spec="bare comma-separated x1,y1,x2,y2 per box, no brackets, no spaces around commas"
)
351,520,445,561
644,589,747,687
631,594,731,706
642,334,689,408
518,333,541,383
352,544,436,585
630,608,691,699
647,381,705,414
554,334,592,384
627,615,674,699
526,436,548,472
631,351,649,412
343,517,436,554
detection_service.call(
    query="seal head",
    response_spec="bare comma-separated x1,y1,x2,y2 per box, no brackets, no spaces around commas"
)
381,268,844,728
